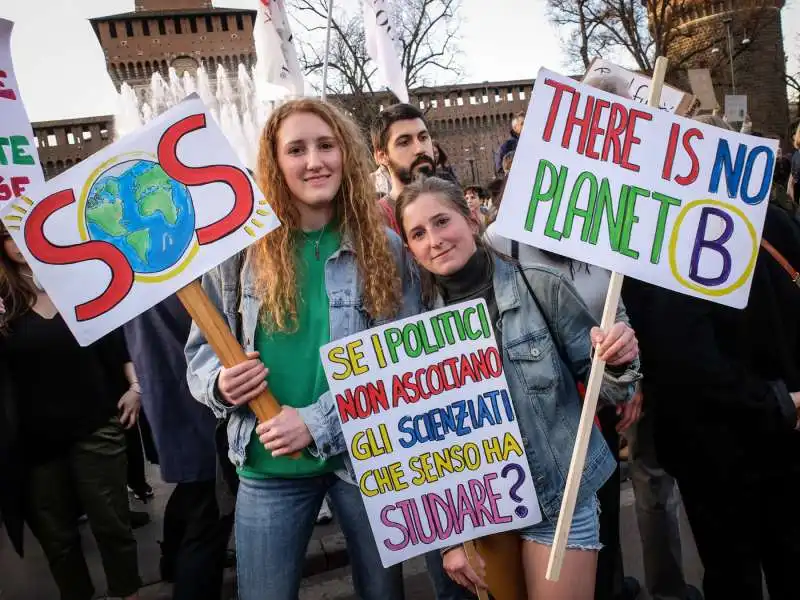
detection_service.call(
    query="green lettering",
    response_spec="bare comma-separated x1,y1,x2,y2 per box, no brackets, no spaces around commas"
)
402,324,423,358
0,137,9,165
563,171,597,241
10,136,34,166
588,180,626,251
619,186,646,259
430,316,445,347
477,301,491,338
649,192,682,264
527,160,559,233
383,328,403,363
543,165,568,240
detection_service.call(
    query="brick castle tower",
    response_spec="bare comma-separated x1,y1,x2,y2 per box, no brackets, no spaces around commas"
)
657,0,790,140
89,0,257,91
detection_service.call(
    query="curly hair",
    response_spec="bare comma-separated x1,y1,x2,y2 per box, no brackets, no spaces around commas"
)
0,222,36,333
251,98,402,332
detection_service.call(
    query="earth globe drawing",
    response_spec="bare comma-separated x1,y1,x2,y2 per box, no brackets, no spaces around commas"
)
84,160,196,275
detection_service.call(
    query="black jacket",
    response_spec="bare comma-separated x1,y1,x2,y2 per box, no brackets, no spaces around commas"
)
623,205,800,479
0,357,24,556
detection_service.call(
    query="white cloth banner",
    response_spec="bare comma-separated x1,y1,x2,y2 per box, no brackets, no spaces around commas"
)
363,0,409,103
0,19,45,204
254,0,305,95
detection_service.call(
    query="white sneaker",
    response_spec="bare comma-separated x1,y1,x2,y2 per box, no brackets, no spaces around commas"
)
315,497,333,525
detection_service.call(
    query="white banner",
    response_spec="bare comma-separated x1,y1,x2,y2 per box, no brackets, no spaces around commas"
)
363,0,409,103
254,0,304,95
0,19,45,204
495,68,777,309
320,300,541,567
0,95,280,345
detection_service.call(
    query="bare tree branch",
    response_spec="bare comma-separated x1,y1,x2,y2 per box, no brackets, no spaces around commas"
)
290,0,462,130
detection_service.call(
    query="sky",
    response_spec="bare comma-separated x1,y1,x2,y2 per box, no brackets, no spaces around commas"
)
1,0,798,122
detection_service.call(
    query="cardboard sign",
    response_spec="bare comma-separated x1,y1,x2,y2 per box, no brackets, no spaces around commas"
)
687,68,719,110
494,68,777,309
0,19,44,203
320,300,541,567
0,95,280,345
583,58,695,115
725,95,747,123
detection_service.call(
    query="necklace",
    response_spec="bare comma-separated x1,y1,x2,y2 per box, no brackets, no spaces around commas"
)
307,223,327,260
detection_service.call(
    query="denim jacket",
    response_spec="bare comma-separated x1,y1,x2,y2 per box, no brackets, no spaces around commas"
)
286,254,639,520
184,229,423,484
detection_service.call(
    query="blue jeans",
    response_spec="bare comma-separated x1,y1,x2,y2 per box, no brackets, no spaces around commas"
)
235,473,404,600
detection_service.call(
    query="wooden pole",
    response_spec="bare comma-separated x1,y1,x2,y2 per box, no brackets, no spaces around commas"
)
463,540,490,600
545,56,669,582
177,280,300,458
321,0,335,101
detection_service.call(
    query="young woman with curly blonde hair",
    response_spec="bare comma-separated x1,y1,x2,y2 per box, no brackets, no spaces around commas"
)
185,98,421,600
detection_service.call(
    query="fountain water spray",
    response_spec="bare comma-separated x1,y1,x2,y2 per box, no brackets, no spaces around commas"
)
114,61,287,169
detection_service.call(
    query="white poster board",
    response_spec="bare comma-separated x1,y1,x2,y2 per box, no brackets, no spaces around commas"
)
725,95,748,123
583,58,695,115
0,95,280,345
687,68,719,110
495,68,777,309
320,299,541,567
0,19,45,203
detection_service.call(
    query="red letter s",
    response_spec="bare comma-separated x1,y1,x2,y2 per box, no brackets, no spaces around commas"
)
24,189,134,322
157,113,254,245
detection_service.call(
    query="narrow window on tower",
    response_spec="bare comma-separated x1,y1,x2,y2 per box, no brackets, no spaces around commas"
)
174,18,182,34
109,22,117,38
158,19,166,35
125,20,134,37
142,19,150,36
190,17,198,33
236,14,244,30
205,15,214,32
221,16,229,32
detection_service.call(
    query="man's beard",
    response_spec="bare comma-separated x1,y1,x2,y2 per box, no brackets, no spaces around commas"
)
390,155,436,185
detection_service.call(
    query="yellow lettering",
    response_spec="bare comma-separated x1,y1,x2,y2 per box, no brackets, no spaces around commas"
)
328,346,351,381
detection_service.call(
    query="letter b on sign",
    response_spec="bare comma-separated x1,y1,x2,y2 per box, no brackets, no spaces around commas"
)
668,199,759,304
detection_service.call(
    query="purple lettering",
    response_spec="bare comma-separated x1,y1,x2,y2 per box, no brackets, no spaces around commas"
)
689,207,734,287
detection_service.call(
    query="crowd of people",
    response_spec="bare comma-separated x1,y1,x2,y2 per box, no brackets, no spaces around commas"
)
1,73,800,600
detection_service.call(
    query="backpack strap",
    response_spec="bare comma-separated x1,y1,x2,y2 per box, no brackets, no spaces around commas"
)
761,238,800,286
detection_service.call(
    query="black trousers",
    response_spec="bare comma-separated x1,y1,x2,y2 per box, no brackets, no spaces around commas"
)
674,463,800,600
160,481,234,600
595,406,624,600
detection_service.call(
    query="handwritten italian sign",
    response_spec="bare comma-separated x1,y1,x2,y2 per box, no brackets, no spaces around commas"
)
320,300,541,567
0,95,280,345
0,19,44,203
494,68,777,309
583,58,695,115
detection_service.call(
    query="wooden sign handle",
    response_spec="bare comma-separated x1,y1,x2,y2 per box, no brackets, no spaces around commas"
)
545,56,669,582
177,279,300,459
463,541,490,600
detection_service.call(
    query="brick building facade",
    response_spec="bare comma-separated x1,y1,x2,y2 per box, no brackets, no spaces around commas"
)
662,0,790,139
32,0,534,185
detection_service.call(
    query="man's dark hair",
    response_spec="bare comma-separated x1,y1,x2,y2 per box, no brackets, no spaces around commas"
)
371,103,429,153
464,185,490,200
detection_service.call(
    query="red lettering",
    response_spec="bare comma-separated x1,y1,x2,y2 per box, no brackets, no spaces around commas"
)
157,113,254,245
542,78,577,142
0,175,30,201
675,128,703,186
620,109,652,173
601,103,628,165
662,123,680,181
585,99,610,160
562,93,594,153
24,189,134,321
0,70,17,100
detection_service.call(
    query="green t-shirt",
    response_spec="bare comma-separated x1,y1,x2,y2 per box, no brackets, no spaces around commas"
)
238,225,344,479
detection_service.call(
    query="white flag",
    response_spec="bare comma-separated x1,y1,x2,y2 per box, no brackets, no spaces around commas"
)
363,0,409,103
254,0,304,95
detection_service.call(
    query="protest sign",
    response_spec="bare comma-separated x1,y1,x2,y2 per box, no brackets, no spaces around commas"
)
725,94,748,122
583,58,695,114
494,68,777,310
687,68,719,110
0,19,44,203
320,299,541,567
0,94,280,346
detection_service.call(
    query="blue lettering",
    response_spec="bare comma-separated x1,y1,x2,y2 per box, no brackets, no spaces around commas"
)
740,145,774,205
397,416,418,449
709,139,746,199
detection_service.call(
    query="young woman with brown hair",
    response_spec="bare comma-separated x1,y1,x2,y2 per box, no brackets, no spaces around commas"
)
185,98,422,600
0,224,142,600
